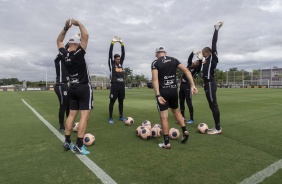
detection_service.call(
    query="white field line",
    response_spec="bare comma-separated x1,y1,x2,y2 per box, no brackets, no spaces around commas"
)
240,159,282,184
21,99,117,184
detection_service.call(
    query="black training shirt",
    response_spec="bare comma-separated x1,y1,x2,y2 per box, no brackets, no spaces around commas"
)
202,29,219,82
58,46,90,84
151,56,180,89
54,54,69,84
108,43,125,84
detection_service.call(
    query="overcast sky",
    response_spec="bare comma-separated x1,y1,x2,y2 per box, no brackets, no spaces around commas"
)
0,0,281,81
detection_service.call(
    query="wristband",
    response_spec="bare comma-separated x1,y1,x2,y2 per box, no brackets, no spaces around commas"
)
64,26,68,31
156,95,160,98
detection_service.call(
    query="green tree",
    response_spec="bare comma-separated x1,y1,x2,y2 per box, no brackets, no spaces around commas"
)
124,67,133,84
133,74,149,86
229,67,238,72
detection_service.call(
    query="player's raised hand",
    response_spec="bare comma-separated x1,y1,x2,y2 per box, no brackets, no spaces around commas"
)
193,49,200,55
214,21,223,30
112,36,119,42
197,52,203,60
71,19,80,26
118,37,123,43
65,19,72,30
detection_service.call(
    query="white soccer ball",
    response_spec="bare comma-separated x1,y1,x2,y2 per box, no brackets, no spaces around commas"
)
151,127,162,138
83,133,95,146
140,127,152,140
72,122,79,132
198,123,209,134
125,117,134,126
142,120,151,129
136,126,145,136
153,124,161,129
169,128,180,139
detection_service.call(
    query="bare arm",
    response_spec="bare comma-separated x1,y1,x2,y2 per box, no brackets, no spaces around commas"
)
72,19,89,51
152,69,160,96
152,69,166,104
178,63,198,94
57,19,72,49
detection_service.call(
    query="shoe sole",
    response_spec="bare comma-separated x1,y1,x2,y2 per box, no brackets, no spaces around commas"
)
73,146,90,155
207,132,222,135
158,144,171,149
63,143,72,151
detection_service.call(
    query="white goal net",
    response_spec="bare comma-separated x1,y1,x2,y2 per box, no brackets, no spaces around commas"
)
243,79,269,88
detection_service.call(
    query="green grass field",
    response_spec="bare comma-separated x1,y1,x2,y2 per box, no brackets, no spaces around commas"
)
0,88,281,184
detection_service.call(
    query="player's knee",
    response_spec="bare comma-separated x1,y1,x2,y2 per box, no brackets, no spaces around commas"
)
110,99,116,104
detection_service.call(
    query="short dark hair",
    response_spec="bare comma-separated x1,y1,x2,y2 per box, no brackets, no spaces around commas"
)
114,54,120,59
202,47,212,53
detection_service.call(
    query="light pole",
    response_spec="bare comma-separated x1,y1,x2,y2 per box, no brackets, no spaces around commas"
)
45,70,47,88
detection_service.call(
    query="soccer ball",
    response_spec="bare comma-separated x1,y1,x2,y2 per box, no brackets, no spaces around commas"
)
169,128,180,139
83,133,95,146
72,122,79,132
142,120,151,129
140,127,152,140
125,117,134,126
151,127,162,138
198,123,209,134
153,124,161,129
135,126,145,136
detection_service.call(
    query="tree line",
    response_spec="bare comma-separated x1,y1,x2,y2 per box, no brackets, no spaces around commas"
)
1,67,280,87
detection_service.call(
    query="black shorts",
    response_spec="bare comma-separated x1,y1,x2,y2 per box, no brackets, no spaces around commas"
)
54,83,69,106
69,83,93,110
109,83,125,100
156,89,178,111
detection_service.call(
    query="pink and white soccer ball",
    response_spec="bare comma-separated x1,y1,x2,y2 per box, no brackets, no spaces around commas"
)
198,123,209,134
142,120,151,129
125,117,134,126
72,122,79,132
135,126,145,136
151,127,162,138
153,124,161,129
169,128,180,139
140,127,152,140
83,133,95,146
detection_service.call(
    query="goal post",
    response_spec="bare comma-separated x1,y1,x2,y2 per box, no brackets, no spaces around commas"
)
243,79,269,88
91,81,104,89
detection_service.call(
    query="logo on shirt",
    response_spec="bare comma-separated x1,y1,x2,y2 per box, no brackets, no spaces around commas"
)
117,78,124,82
164,75,175,79
164,80,174,85
162,59,171,63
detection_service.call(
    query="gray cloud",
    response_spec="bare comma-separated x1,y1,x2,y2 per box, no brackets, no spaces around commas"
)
0,0,281,81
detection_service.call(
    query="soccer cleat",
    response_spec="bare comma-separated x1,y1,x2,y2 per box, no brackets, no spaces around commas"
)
158,143,171,149
109,118,114,124
73,145,90,155
59,128,65,133
63,142,74,151
186,119,194,124
181,131,189,143
214,21,223,30
207,128,222,135
119,117,126,122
